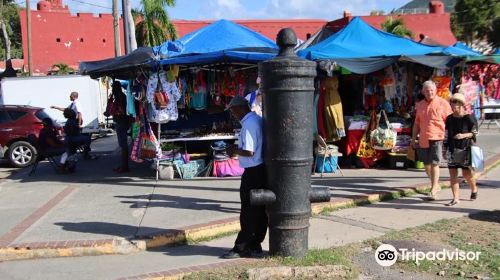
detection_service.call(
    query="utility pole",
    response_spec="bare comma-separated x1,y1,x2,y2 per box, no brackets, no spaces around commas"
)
26,0,33,75
121,0,130,54
112,0,121,57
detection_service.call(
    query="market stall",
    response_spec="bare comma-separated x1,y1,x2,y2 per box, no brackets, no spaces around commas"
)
89,20,278,179
298,17,488,170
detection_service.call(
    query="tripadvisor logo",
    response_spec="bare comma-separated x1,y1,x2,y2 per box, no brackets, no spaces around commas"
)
375,244,481,267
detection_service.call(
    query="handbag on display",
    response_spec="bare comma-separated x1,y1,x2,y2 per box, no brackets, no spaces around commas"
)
104,95,116,117
370,110,397,150
357,110,377,159
470,145,484,172
154,90,169,109
130,135,144,163
357,134,376,158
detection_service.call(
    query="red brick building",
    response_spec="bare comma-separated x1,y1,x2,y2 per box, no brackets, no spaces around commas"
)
19,0,456,74
326,1,456,46
19,1,326,74
19,0,125,74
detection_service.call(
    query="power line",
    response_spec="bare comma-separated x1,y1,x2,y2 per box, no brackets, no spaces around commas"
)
70,0,112,10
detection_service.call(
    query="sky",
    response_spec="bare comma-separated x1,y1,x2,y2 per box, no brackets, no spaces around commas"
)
18,0,412,20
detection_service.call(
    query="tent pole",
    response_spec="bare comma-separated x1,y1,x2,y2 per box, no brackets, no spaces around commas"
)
156,123,161,181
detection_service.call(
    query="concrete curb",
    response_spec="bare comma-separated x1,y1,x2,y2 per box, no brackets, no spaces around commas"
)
1,154,499,262
0,238,143,262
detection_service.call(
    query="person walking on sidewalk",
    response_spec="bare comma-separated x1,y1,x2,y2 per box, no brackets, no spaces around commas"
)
223,95,267,259
411,80,452,200
444,93,478,206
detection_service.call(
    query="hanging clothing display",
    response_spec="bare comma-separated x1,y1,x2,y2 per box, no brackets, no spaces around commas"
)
126,80,137,117
317,83,328,139
432,76,452,100
190,71,208,110
457,77,480,114
312,92,320,137
323,76,346,141
146,70,181,123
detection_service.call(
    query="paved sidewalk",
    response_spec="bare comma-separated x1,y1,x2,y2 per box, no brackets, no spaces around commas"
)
0,129,498,279
0,158,498,280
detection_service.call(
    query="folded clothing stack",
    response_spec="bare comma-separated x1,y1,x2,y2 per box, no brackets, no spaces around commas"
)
391,135,412,154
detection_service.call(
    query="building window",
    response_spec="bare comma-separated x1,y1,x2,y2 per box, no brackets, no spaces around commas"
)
56,38,61,42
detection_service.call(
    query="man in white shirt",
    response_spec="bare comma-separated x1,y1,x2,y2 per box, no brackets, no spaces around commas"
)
51,91,82,127
223,95,267,259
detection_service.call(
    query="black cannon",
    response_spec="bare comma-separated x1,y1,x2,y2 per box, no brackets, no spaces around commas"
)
251,28,331,258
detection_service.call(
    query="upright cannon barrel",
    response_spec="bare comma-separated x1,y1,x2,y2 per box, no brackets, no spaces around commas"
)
251,28,330,258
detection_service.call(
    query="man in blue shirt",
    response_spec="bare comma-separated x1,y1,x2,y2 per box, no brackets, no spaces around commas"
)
222,95,267,259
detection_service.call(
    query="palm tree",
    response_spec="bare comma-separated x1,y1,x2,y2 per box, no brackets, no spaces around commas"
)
135,0,177,47
50,63,74,75
381,16,413,39
0,0,15,60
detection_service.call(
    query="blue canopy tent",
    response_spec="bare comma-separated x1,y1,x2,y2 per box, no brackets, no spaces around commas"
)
442,43,481,56
297,17,460,74
449,42,482,55
157,19,278,65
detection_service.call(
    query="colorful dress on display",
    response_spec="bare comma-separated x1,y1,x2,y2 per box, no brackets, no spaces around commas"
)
324,76,346,141
190,71,208,110
146,70,181,123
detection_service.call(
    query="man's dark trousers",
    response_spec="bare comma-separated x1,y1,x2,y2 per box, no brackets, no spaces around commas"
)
234,164,268,251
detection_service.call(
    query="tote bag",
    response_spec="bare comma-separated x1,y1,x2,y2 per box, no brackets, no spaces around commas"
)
370,110,397,150
470,145,484,172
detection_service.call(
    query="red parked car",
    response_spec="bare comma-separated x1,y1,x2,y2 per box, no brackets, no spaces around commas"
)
0,105,61,167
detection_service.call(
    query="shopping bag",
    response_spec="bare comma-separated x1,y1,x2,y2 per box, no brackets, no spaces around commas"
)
103,96,116,117
154,90,169,109
370,110,397,150
470,145,484,172
212,159,244,177
131,121,140,139
357,135,376,158
130,135,143,163
406,145,416,162
450,148,470,166
139,134,157,159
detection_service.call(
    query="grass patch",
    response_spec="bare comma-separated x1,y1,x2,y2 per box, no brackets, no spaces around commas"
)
379,213,500,279
276,247,356,267
318,201,357,215
183,246,360,280
185,230,239,245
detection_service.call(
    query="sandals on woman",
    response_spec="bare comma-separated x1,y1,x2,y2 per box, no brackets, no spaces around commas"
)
445,200,460,206
470,192,478,200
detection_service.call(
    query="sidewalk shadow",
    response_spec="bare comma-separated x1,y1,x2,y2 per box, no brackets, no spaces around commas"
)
54,221,235,257
54,221,168,238
115,194,240,213
362,196,493,215
476,180,500,188
149,244,231,258
468,210,500,223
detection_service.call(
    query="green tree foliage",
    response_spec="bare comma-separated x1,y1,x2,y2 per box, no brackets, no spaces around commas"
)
0,0,22,60
452,0,500,46
50,63,75,75
381,16,414,39
135,0,177,47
